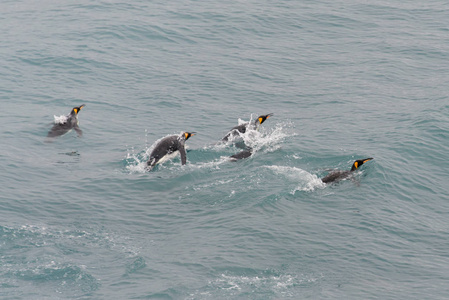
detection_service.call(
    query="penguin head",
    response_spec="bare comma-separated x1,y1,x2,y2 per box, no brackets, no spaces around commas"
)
71,104,85,116
351,157,373,171
256,113,273,125
183,132,196,141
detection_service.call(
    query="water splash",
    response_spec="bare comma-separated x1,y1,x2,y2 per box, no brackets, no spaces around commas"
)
215,119,295,153
242,121,294,153
53,114,68,124
189,156,230,170
265,165,325,193
125,133,186,173
186,272,323,299
125,123,294,173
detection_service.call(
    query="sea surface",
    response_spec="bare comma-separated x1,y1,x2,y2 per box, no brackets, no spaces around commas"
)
1,0,449,299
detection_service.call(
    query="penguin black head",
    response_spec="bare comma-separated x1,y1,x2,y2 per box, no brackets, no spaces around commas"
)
351,158,373,172
71,104,85,116
256,113,273,125
183,132,196,140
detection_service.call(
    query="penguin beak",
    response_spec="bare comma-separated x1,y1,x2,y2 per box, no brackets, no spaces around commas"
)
258,113,273,125
74,104,85,115
263,113,274,120
363,158,374,163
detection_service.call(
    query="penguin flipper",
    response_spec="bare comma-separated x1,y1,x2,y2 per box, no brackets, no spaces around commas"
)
74,126,83,137
179,144,187,165
146,157,157,171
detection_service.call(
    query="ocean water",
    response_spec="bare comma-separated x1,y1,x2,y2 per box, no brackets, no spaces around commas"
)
1,0,449,299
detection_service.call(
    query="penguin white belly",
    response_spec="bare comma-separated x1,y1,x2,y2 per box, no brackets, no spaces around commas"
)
156,150,180,165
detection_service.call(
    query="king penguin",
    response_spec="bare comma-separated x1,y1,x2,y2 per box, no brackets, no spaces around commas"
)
47,104,85,138
321,158,373,184
222,113,273,142
146,132,195,170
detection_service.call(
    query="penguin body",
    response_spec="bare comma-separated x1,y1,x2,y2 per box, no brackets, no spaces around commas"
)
222,124,248,142
222,114,273,142
229,147,253,161
321,170,351,184
321,158,373,184
47,105,85,138
147,132,195,170
222,114,272,161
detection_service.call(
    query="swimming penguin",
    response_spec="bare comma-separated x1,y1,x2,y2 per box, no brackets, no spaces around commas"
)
222,113,273,142
146,132,195,170
47,104,85,138
229,147,253,161
321,158,373,184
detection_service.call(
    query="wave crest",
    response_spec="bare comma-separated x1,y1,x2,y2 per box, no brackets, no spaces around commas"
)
266,165,325,193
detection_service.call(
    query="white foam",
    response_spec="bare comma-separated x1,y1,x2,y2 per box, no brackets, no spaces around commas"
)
266,165,325,193
53,114,68,124
190,156,230,170
125,157,147,174
213,273,309,292
237,118,248,126
187,272,318,299
126,123,294,173
215,120,295,153
242,121,294,152
192,178,235,191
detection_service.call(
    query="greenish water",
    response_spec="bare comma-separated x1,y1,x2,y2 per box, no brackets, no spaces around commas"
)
1,1,449,299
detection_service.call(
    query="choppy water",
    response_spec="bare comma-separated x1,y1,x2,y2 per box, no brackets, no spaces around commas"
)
1,0,449,299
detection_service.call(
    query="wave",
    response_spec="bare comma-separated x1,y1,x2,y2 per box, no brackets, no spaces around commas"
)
0,225,104,296
265,165,325,193
10,263,100,293
186,272,323,299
